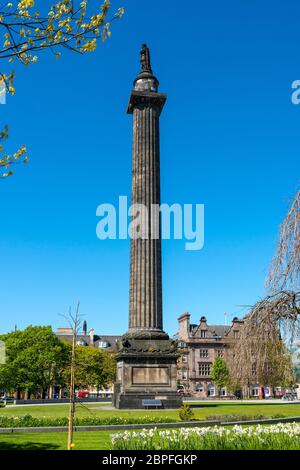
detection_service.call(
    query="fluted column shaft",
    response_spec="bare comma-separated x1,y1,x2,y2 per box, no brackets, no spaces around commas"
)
128,100,164,333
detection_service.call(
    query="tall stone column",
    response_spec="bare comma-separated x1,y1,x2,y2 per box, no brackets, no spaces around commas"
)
127,46,166,337
114,45,181,409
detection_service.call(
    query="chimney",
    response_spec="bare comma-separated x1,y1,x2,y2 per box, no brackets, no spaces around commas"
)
89,328,94,345
83,320,87,336
178,312,190,341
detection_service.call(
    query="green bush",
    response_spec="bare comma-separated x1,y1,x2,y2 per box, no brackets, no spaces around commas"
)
178,404,195,422
0,414,178,428
205,414,267,422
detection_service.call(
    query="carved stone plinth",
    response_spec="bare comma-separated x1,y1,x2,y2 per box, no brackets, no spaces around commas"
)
113,337,181,409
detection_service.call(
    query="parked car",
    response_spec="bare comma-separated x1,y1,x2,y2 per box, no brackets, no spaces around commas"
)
281,392,298,401
0,396,15,403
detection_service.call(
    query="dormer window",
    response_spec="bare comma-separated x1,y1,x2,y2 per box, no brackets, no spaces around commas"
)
200,330,207,339
76,340,85,346
98,341,109,349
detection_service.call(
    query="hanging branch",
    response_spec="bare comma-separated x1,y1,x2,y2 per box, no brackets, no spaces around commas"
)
267,189,300,292
227,291,300,391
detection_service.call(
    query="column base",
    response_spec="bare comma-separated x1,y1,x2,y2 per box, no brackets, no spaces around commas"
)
114,390,182,409
113,337,182,410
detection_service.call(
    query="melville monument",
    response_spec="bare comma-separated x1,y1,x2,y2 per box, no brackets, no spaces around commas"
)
113,44,182,409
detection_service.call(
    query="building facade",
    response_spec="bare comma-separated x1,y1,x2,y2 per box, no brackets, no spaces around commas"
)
176,312,289,399
177,312,244,398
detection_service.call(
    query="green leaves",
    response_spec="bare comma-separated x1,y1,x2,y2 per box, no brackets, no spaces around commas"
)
0,326,69,394
211,356,230,391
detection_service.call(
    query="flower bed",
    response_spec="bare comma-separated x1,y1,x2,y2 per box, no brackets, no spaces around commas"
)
111,423,300,450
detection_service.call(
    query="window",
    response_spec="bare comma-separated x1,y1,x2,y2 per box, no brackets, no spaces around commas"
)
198,363,211,377
216,349,224,358
251,386,259,397
76,340,85,346
233,330,239,339
182,353,187,363
195,382,204,392
220,387,227,396
199,349,208,358
182,367,187,381
200,330,207,339
98,341,109,348
207,384,215,397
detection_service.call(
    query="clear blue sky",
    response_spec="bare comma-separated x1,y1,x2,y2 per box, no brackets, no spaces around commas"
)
1,0,299,336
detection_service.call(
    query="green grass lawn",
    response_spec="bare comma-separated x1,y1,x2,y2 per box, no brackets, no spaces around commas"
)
0,402,300,450
0,431,112,450
1,402,300,421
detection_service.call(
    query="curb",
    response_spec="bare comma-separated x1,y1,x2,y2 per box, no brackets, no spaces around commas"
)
1,416,300,434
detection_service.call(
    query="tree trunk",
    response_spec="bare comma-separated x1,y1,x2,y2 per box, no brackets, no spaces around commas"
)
68,328,76,450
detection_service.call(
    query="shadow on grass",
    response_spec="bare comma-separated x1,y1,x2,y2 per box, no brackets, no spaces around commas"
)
0,441,60,450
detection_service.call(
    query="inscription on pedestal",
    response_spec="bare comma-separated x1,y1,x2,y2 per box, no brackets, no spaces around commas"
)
132,366,169,385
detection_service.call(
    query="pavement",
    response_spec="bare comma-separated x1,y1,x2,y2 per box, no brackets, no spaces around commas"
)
184,398,300,404
5,399,300,408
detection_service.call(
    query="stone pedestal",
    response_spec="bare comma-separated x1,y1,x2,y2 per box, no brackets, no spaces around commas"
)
114,335,181,409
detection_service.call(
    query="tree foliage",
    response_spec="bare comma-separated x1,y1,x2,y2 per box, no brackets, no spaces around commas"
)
63,344,116,390
210,356,229,393
0,325,69,395
0,0,124,178
0,325,117,396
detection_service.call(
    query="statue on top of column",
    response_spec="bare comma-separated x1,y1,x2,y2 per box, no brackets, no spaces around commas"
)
140,43,152,72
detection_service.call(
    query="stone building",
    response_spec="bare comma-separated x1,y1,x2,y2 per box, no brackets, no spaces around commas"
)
56,325,120,353
176,312,244,398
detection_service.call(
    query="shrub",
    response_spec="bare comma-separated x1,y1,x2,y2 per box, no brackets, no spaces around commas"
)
0,414,177,428
178,404,195,422
205,414,267,422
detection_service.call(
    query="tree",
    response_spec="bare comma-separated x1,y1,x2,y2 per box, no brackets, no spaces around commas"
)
0,325,69,397
63,345,116,392
226,189,300,397
227,292,298,397
60,302,81,451
210,356,229,398
0,0,124,177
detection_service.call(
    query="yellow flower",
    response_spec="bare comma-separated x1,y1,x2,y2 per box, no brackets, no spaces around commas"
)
81,38,97,52
18,0,34,10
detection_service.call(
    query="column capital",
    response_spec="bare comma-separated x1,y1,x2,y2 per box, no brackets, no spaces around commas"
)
127,90,167,115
